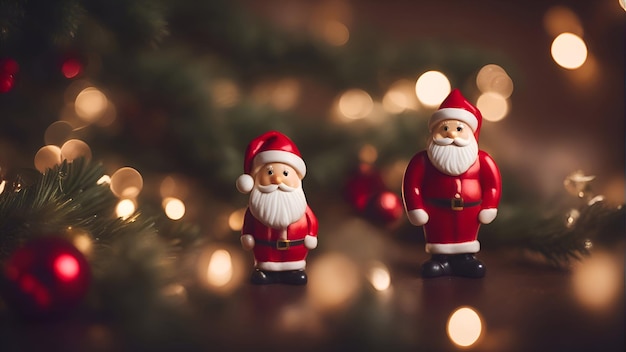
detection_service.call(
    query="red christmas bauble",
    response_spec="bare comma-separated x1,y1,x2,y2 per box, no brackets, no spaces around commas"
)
366,191,404,225
1,236,91,318
0,58,18,93
344,163,386,211
0,73,14,93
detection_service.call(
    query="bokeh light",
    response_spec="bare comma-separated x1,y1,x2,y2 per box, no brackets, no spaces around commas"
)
97,175,111,185
368,262,391,291
74,87,108,123
228,208,247,231
110,167,143,198
338,89,373,120
307,252,360,312
476,64,514,98
198,245,245,295
382,79,420,114
572,251,621,310
476,93,509,122
447,306,483,347
61,58,83,79
163,197,186,220
162,284,188,305
115,199,136,220
60,139,92,162
206,249,234,287
44,121,74,146
415,71,451,107
358,144,378,164
53,254,80,282
322,20,350,46
211,79,240,108
543,6,583,37
551,32,588,69
34,145,62,173
66,227,93,257
621,0,626,11
251,79,301,111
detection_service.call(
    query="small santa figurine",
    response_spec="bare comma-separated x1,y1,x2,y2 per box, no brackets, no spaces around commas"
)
236,131,318,285
402,89,502,278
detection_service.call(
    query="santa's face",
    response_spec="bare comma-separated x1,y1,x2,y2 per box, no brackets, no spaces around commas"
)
427,119,479,176
249,163,308,229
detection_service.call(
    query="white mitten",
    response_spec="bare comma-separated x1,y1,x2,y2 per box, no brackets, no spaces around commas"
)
407,209,429,226
240,234,255,250
478,208,498,224
304,235,318,249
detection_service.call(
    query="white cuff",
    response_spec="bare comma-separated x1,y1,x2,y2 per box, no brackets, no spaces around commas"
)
304,235,317,249
407,209,429,226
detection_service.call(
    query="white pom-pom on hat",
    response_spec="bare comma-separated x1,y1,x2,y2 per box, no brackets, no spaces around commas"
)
236,174,254,194
236,130,307,194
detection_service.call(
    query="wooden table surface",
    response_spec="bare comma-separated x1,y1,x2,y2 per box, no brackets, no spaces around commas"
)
1,215,623,352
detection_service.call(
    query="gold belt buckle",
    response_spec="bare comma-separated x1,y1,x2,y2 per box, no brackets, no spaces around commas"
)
451,198,464,211
276,239,290,250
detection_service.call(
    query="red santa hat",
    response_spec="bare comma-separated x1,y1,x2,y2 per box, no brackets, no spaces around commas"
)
236,130,306,194
428,89,483,140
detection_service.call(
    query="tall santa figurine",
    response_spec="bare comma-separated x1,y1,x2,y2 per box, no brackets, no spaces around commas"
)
402,89,501,278
236,131,318,285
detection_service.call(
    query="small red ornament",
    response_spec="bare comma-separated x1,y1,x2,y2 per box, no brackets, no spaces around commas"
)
344,163,386,211
345,163,403,225
0,58,19,93
0,236,91,318
61,58,83,79
366,190,403,224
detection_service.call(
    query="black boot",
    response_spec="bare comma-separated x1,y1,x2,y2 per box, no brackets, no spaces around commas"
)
250,269,280,284
421,255,452,278
279,270,308,285
450,254,486,278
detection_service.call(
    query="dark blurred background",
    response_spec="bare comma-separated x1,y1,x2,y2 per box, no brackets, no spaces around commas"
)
0,1,623,351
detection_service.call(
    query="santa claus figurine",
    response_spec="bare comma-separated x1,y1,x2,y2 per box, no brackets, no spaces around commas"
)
236,131,318,285
402,89,501,278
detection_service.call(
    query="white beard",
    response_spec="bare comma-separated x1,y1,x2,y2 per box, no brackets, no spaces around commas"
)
249,182,308,229
427,135,479,176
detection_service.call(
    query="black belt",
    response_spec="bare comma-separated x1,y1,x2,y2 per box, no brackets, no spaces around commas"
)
256,238,305,250
427,198,481,211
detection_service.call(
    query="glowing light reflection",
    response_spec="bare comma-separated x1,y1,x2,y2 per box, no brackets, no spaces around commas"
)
551,32,588,69
383,79,420,113
53,254,80,282
368,262,391,291
358,144,378,164
323,20,350,46
44,121,74,146
60,139,92,162
206,249,234,287
476,64,514,98
543,6,583,37
308,253,360,311
476,93,509,122
110,167,143,199
338,89,373,120
415,71,451,107
75,87,108,123
228,208,247,231
572,251,621,310
447,307,483,347
163,197,186,220
34,145,63,173
116,199,136,220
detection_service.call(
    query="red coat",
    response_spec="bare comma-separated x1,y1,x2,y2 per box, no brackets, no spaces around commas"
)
402,150,501,254
242,206,318,271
